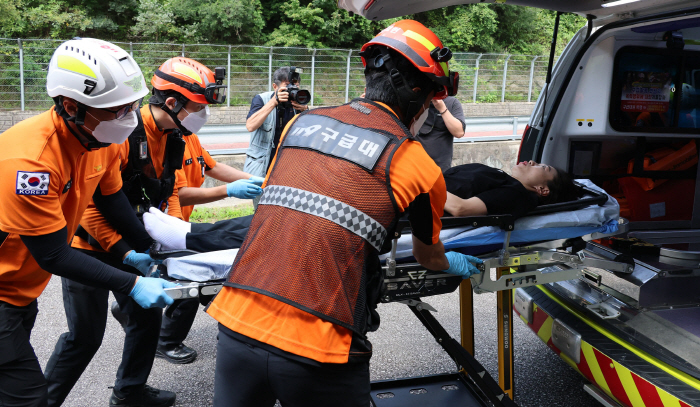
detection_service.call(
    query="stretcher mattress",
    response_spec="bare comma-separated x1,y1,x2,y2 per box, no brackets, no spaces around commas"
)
165,180,619,281
382,179,620,260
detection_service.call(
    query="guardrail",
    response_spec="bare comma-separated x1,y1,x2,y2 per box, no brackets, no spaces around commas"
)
204,116,530,156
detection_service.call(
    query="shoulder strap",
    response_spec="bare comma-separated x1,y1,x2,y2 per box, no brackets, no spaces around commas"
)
124,108,150,178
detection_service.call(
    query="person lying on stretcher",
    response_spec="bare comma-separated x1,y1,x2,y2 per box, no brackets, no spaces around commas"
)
144,160,580,252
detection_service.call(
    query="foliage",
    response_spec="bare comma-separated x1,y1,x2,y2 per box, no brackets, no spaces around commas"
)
1,0,585,54
189,205,254,223
414,4,585,55
265,0,401,49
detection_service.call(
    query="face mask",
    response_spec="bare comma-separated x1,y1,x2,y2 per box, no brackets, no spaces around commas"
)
181,105,210,134
85,110,138,145
409,105,430,136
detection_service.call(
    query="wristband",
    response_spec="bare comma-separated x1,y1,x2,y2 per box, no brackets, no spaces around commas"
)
439,108,448,115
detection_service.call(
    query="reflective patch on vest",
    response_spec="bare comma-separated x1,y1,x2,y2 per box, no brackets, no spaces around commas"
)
185,158,193,165
350,101,371,115
16,171,50,195
259,185,387,251
283,115,390,171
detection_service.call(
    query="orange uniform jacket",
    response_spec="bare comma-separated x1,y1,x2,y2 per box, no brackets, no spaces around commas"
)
0,108,123,306
72,105,187,254
180,134,217,222
207,104,446,364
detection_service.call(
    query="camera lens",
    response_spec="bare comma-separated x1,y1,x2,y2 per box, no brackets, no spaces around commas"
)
295,90,311,105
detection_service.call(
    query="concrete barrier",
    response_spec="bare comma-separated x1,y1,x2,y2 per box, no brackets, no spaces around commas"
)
0,102,536,132
202,140,521,189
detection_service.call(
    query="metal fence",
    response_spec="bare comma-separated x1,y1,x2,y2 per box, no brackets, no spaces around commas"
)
0,38,555,111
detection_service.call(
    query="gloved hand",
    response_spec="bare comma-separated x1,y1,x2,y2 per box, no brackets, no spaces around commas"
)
248,176,265,186
123,250,161,276
226,179,263,199
129,277,178,308
443,252,483,279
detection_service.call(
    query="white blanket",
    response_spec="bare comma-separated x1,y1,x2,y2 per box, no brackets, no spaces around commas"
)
164,249,238,282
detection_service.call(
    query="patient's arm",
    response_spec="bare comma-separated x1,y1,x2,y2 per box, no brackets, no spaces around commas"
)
444,192,488,217
412,235,450,271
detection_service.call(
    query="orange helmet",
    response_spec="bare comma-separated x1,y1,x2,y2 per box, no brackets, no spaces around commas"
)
360,20,458,99
151,57,226,105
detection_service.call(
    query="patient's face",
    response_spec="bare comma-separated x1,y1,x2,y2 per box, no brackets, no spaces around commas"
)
512,161,557,187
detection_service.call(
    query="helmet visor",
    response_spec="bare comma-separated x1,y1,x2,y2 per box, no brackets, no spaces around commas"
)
204,84,227,104
447,71,459,97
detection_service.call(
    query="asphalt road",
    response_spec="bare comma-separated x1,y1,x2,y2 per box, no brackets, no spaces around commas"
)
31,273,600,407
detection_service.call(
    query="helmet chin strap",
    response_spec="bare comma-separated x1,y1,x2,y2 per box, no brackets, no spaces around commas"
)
160,104,193,136
372,48,431,128
53,97,109,150
150,90,193,136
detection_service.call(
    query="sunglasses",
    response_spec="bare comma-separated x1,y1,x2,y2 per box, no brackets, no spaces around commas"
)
101,98,142,119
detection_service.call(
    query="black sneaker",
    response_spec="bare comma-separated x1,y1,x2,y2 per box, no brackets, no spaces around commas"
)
156,343,198,364
110,301,128,330
109,384,175,407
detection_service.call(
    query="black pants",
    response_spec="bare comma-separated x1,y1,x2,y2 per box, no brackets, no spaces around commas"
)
186,215,252,253
0,300,47,407
43,249,162,406
158,298,198,347
158,215,253,345
213,325,370,407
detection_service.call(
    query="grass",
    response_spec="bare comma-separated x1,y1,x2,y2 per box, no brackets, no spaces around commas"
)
189,204,254,223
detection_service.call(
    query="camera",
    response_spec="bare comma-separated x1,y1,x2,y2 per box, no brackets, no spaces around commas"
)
282,66,311,107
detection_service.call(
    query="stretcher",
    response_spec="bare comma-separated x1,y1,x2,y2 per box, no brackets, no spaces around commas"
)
150,180,631,406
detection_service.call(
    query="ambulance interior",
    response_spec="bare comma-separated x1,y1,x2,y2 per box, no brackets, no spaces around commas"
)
534,15,700,379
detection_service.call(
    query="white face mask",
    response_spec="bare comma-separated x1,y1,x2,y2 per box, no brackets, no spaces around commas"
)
85,110,138,144
409,105,430,136
181,105,210,134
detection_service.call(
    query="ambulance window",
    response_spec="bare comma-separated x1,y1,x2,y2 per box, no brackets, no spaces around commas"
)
610,47,679,132
679,56,700,129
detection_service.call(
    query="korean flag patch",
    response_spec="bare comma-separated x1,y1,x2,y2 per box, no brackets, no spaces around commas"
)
16,171,50,196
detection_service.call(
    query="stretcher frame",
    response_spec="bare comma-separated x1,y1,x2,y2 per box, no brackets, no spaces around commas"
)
155,183,630,404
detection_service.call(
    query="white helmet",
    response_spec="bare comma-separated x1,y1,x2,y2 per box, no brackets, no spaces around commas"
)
47,38,149,108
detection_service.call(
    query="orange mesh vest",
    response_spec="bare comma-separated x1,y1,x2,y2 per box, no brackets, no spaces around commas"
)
226,100,412,334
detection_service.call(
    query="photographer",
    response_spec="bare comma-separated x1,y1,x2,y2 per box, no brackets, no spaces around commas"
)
244,67,310,181
415,96,467,172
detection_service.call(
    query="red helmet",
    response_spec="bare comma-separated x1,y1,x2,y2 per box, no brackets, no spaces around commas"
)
361,20,458,99
151,57,226,104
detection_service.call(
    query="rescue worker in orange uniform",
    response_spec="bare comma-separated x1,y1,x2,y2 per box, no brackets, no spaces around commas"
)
205,20,481,406
151,124,263,364
0,39,176,407
104,58,263,367
42,57,258,406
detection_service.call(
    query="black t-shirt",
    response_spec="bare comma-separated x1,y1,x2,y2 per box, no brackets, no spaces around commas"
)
246,94,297,171
444,163,539,219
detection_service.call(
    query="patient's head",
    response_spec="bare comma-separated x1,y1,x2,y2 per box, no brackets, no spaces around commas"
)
511,161,581,205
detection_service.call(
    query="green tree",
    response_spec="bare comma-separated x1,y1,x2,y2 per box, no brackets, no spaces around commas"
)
131,0,181,42
167,0,265,43
264,0,400,49
417,5,498,52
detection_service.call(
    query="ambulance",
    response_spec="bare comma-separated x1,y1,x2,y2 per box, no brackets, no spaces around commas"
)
340,1,700,406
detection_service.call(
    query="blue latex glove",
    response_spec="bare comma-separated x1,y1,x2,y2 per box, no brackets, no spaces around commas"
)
123,251,161,276
129,277,178,308
444,252,483,279
226,179,263,199
248,176,265,186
